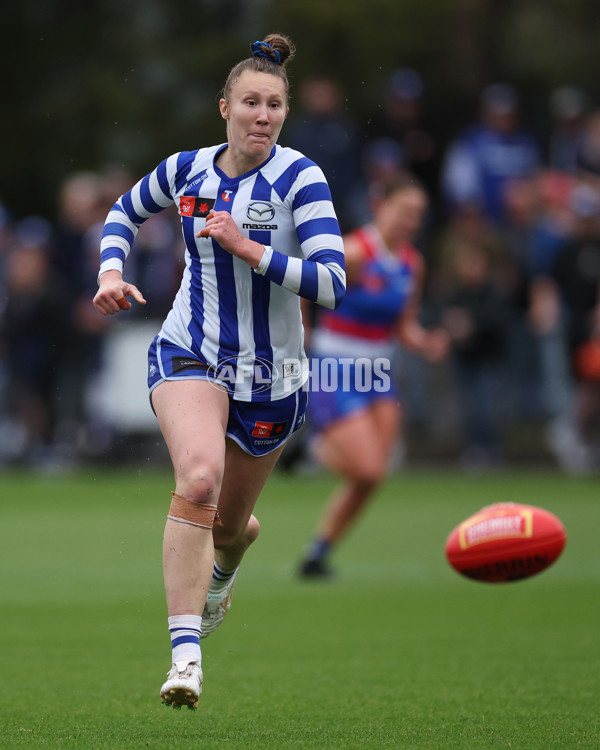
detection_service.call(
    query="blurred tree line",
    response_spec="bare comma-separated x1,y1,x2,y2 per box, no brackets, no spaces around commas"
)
3,0,600,219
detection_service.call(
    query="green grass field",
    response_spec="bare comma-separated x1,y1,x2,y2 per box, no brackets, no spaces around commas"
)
0,467,598,749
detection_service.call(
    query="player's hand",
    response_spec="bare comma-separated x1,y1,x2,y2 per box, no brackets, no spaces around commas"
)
196,210,264,267
196,210,243,247
442,307,474,345
93,270,147,315
425,328,451,363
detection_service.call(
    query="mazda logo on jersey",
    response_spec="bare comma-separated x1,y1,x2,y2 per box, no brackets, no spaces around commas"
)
246,201,275,222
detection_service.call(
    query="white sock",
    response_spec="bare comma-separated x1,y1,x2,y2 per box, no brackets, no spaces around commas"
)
168,614,202,664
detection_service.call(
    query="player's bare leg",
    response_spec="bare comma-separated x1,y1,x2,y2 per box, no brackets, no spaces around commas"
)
300,399,400,577
201,439,284,637
152,379,229,708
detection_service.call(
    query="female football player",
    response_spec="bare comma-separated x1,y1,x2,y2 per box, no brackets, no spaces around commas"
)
93,33,345,708
298,176,447,577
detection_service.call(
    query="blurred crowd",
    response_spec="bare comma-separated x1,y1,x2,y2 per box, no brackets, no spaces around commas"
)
2,72,600,473
0,168,184,469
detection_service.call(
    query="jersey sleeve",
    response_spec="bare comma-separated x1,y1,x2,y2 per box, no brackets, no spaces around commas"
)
254,163,346,310
98,154,179,277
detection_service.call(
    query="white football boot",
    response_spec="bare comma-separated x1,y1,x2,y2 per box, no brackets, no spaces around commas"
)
201,568,239,638
160,659,203,709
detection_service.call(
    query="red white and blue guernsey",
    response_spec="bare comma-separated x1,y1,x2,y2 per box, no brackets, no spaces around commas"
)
311,224,418,362
308,225,419,429
99,144,346,403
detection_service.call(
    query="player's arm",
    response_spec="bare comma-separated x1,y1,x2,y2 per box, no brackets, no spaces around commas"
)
197,203,346,310
299,234,362,351
95,154,178,313
93,269,146,316
197,162,346,309
339,234,366,286
255,163,346,309
395,254,449,362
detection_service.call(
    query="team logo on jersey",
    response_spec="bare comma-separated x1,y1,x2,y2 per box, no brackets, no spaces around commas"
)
246,201,275,222
251,420,288,438
179,196,215,218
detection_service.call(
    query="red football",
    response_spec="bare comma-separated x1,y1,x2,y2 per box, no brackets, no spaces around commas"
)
445,502,567,583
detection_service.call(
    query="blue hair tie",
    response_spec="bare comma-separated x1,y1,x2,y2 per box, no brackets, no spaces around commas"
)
251,41,281,65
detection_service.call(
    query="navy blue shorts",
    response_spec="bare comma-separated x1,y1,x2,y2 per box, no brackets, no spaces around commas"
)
148,335,307,456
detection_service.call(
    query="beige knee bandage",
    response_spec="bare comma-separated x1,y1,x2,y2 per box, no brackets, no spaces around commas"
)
168,491,222,529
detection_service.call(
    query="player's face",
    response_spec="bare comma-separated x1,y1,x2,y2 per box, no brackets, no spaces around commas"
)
220,71,288,167
381,187,427,243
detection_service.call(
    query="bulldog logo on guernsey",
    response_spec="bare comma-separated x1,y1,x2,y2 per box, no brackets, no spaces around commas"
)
458,506,533,550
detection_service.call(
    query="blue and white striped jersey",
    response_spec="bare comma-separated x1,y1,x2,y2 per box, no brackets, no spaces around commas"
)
99,143,346,401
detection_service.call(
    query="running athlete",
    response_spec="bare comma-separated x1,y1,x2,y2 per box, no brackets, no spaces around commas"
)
92,34,345,709
298,176,447,578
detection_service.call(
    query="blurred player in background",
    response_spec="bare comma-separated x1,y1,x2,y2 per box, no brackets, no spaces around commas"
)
298,176,448,578
93,34,345,708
